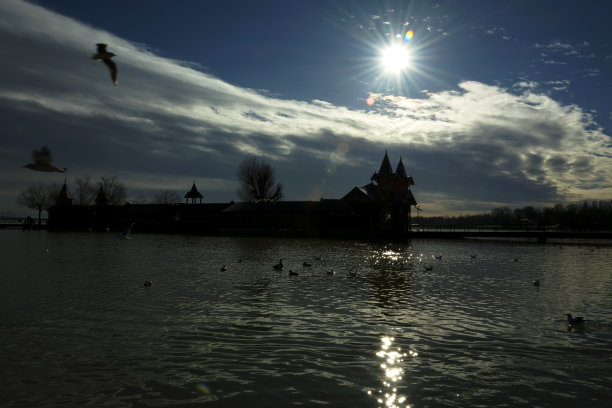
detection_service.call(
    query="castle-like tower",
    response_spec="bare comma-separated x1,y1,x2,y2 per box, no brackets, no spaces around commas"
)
342,151,417,232
370,151,415,202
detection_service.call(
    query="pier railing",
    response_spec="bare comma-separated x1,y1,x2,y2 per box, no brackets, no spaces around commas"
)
412,223,564,232
0,217,48,229
409,223,612,242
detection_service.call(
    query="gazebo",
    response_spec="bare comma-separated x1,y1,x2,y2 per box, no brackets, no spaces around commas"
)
184,182,204,204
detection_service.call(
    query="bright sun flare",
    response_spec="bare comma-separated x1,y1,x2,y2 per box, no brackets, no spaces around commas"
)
381,44,412,74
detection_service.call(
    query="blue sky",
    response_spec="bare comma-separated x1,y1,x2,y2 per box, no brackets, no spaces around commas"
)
1,0,611,217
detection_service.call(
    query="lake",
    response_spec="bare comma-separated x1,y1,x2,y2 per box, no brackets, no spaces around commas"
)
1,230,611,407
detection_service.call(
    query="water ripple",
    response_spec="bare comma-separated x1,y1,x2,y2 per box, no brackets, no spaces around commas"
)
2,232,612,407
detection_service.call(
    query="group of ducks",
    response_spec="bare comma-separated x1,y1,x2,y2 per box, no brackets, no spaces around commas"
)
153,255,589,330
271,258,336,276
421,254,588,330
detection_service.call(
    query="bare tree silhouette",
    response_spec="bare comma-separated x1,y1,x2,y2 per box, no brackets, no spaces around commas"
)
98,176,127,206
74,175,97,205
152,190,181,204
17,183,55,225
236,156,283,201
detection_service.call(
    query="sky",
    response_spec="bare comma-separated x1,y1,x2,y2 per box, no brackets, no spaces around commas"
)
1,0,611,217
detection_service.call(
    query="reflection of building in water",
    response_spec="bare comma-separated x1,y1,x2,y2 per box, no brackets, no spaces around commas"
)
48,152,418,237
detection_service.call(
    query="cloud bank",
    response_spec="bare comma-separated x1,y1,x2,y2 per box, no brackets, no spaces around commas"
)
1,0,611,216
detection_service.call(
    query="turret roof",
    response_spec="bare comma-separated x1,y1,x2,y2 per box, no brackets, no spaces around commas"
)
378,150,393,175
395,157,407,179
185,182,204,199
58,181,72,200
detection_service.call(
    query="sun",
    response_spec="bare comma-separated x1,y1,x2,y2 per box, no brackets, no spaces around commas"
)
380,44,412,74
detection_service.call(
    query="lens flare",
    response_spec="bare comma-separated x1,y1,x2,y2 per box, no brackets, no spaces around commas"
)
366,96,375,106
404,29,414,42
309,187,322,201
195,382,212,395
336,142,350,156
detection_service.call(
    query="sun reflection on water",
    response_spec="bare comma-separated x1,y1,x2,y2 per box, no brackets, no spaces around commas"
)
369,336,416,408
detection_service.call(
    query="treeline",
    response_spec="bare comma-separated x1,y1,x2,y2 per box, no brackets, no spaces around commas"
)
420,200,612,230
17,176,128,224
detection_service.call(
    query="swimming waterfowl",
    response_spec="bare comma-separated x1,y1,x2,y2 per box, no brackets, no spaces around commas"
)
434,255,442,260
91,43,118,85
144,280,153,287
326,269,335,275
566,313,585,325
302,262,312,267
424,266,433,271
533,279,540,287
220,265,227,272
273,259,284,270
289,270,299,276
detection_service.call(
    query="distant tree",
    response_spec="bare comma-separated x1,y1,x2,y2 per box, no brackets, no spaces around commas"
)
17,183,55,225
128,195,149,204
236,156,283,201
99,176,127,206
490,206,513,224
74,175,97,205
152,190,181,204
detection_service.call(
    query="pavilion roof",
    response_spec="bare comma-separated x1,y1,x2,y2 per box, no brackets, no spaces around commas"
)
184,182,204,199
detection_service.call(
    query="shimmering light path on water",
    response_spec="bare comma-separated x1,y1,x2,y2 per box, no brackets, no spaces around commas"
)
1,230,611,407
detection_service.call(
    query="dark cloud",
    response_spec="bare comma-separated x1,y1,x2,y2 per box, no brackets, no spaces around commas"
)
1,0,611,216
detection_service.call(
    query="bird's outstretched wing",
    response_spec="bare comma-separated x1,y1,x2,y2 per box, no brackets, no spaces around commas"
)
24,146,67,172
103,59,118,85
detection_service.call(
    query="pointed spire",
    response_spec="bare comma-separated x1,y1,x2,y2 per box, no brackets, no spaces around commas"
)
56,180,73,206
95,186,107,206
395,157,407,179
378,150,393,175
395,157,415,185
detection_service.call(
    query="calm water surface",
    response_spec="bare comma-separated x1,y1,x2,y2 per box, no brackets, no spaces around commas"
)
1,230,611,407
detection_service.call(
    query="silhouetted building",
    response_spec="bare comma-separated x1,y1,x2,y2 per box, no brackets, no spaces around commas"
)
56,181,73,206
342,151,417,232
184,182,204,204
47,152,418,237
95,186,108,206
221,201,323,236
221,152,418,237
48,181,114,230
115,202,233,234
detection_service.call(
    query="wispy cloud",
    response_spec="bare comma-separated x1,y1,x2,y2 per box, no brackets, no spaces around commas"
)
1,0,611,216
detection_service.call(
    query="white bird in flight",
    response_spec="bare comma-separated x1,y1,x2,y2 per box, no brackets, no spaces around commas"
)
91,43,118,85
23,146,67,172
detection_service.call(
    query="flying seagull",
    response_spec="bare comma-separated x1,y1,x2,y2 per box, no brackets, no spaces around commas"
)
121,222,135,240
91,43,118,85
23,146,67,172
